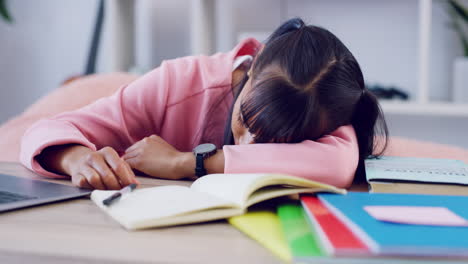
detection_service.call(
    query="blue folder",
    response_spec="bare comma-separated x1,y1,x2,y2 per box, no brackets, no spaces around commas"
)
318,192,468,257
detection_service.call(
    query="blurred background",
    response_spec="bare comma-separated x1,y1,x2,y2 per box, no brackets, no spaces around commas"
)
0,0,467,148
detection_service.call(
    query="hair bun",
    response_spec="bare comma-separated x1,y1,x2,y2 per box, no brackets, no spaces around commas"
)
265,18,306,44
291,18,305,30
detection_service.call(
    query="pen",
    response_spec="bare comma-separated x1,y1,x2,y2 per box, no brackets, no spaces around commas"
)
103,183,137,206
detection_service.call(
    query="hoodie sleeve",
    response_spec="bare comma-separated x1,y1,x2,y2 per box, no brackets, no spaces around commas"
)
20,38,262,179
20,64,172,178
222,125,359,188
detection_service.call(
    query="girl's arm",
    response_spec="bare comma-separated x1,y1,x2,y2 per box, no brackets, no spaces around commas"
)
119,125,356,189
20,63,171,179
220,125,359,188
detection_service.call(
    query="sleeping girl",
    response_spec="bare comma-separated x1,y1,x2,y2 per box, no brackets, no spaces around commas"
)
20,18,388,190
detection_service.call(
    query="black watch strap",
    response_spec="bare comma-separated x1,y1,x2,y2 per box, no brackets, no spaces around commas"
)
193,143,217,178
195,154,207,177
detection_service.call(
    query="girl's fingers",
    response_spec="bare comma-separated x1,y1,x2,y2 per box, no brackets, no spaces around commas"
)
81,167,106,190
72,173,93,189
87,153,121,190
124,139,144,154
125,158,155,179
121,149,140,160
80,178,93,189
99,147,137,186
122,161,139,184
124,157,138,169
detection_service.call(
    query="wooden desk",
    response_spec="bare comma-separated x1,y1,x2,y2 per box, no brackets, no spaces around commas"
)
0,162,280,264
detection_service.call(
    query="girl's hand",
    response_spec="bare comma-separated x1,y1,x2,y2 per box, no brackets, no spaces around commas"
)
122,135,192,180
63,146,138,190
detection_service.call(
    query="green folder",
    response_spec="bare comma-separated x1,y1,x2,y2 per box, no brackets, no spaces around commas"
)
277,203,326,258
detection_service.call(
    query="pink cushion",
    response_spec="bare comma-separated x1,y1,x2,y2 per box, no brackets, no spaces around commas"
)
0,72,467,165
23,72,138,118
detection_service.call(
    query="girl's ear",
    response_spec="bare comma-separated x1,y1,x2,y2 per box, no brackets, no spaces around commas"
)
238,130,255,145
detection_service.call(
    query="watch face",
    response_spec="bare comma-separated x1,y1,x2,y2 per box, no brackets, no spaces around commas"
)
194,143,216,154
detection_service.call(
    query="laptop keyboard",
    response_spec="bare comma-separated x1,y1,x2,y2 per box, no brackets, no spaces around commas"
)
0,190,36,204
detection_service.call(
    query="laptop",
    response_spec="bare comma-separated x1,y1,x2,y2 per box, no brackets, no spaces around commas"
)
0,173,91,213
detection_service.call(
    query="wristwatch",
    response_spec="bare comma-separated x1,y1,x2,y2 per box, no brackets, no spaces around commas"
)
193,143,217,178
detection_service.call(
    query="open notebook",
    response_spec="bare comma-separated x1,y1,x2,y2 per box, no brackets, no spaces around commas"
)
91,173,346,230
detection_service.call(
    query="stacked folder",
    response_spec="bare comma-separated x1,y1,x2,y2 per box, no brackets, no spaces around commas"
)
229,192,468,263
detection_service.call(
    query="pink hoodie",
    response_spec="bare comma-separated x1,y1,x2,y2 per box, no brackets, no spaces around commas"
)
20,38,359,188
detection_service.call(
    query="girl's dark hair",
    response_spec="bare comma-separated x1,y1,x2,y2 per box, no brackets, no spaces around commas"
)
223,18,389,183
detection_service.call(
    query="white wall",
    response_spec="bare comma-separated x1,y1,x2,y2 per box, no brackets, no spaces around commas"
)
0,0,97,122
133,0,191,72
386,114,468,147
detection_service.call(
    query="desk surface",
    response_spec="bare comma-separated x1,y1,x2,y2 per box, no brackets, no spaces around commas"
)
0,162,280,264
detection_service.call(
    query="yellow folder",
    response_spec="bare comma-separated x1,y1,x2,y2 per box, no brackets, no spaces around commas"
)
228,211,292,262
